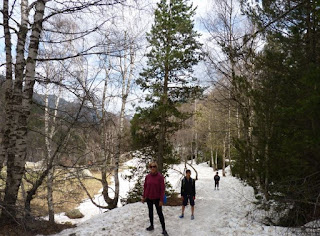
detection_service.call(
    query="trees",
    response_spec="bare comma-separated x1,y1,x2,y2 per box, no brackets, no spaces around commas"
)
1,0,49,222
202,0,320,226
135,0,203,173
202,0,255,177
0,0,128,222
243,0,320,225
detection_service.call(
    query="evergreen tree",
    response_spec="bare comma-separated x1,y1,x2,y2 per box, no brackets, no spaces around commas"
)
236,0,320,226
134,0,203,173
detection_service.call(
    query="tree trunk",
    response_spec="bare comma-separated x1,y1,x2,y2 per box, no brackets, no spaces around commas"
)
208,118,214,170
215,149,218,171
0,0,13,173
100,56,113,207
158,114,166,173
44,79,62,223
222,135,226,177
99,45,126,209
210,145,214,169
1,0,47,221
186,162,198,180
44,82,54,222
236,107,241,139
263,140,270,201
1,0,28,221
47,168,54,222
227,0,234,176
158,54,169,174
194,99,198,164
227,90,232,175
104,35,135,210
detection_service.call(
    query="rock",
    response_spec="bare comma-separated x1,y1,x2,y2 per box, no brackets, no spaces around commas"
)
66,209,84,219
64,168,93,180
25,160,45,171
81,169,93,177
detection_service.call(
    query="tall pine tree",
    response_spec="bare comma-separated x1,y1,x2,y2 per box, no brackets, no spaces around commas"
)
236,0,320,226
134,0,203,173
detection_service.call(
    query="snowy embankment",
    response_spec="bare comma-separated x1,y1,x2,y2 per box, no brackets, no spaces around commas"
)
46,161,299,236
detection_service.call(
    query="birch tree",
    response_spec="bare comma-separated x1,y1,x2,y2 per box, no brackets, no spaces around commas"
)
101,39,135,209
1,0,49,221
0,0,129,222
42,57,67,222
74,17,140,209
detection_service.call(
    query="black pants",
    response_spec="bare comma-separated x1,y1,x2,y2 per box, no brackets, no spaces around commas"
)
215,181,219,188
146,198,165,230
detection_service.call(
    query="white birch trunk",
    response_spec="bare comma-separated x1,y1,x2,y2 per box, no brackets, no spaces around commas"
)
215,149,218,171
0,0,13,173
2,0,47,220
44,83,54,222
107,36,135,209
45,80,62,223
236,107,240,139
222,135,226,177
228,90,232,175
192,99,198,164
210,145,214,170
208,117,214,170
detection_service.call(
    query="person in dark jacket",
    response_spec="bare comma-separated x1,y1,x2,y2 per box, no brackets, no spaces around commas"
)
179,169,196,220
142,162,168,236
214,172,220,190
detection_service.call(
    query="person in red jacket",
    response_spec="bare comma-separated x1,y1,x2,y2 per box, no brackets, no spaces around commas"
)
141,162,168,236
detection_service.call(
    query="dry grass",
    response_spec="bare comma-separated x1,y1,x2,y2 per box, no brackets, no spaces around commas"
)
17,169,108,217
32,170,105,216
0,169,112,235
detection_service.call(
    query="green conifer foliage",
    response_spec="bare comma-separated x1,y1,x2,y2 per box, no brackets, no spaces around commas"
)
134,0,203,172
235,0,320,226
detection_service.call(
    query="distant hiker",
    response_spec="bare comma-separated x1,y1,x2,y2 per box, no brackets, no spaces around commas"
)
142,162,168,236
214,172,220,190
179,169,196,220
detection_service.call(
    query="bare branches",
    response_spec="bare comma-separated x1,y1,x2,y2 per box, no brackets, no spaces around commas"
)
40,17,114,44
240,0,309,49
43,0,127,22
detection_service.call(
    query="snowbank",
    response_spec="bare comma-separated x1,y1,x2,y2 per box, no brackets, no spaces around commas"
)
43,161,300,236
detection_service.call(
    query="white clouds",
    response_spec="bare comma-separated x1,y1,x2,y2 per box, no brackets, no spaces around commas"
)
192,0,211,18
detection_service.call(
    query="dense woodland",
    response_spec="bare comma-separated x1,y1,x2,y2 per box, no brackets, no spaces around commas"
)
0,0,319,233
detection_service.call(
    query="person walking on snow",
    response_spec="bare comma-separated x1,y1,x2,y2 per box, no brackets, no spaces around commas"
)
142,162,168,236
214,172,220,190
179,169,196,220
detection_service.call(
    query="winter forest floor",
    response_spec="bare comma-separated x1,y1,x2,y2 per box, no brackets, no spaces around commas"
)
0,220,74,236
35,161,301,236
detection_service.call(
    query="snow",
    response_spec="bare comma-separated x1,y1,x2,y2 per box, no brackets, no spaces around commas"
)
42,161,299,236
42,159,138,224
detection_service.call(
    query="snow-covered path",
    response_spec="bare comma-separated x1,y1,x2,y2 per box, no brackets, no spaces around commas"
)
50,163,296,236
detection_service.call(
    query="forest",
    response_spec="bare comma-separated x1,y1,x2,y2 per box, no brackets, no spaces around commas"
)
0,0,319,234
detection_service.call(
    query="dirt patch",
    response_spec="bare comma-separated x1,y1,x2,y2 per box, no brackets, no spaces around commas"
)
166,193,182,206
0,220,75,236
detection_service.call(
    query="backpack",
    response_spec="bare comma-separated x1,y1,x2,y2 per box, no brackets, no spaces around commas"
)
214,175,220,182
